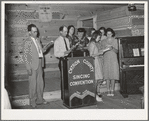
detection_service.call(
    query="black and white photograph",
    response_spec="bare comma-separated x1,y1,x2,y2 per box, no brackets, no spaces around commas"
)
1,1,148,120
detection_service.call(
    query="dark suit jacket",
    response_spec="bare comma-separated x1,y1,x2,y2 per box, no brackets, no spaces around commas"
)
23,36,44,70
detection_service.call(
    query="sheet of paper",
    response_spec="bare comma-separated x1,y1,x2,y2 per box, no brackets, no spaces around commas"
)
133,48,140,56
141,48,144,56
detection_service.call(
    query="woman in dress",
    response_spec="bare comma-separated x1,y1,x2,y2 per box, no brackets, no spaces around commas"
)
66,25,76,48
88,31,111,101
88,28,96,41
101,28,119,96
98,27,107,41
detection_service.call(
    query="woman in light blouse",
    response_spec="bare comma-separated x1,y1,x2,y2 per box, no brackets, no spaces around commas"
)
88,31,111,101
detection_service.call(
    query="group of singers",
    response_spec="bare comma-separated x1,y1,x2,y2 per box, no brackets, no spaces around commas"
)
22,24,119,108
54,25,119,102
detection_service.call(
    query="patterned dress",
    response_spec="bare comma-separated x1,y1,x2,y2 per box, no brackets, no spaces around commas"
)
101,38,119,80
101,35,107,41
96,41,104,73
88,42,103,80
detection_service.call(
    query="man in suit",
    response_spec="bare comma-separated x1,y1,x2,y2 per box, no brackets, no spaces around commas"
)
24,24,48,108
54,25,71,100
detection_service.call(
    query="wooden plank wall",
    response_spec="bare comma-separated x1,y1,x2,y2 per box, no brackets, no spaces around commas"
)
5,15,9,88
97,6,144,37
6,4,144,82
6,4,77,82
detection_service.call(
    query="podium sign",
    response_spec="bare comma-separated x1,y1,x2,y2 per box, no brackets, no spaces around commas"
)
62,57,96,108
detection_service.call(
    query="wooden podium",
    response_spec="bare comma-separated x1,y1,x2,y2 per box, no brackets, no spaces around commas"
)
61,57,96,108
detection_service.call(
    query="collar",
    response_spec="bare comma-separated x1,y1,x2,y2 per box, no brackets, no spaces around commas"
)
30,36,38,41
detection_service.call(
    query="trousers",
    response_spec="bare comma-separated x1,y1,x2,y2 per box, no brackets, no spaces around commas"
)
29,59,44,105
58,58,63,100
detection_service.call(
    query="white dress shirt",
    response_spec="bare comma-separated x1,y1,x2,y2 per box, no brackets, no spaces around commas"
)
31,37,43,58
54,36,70,58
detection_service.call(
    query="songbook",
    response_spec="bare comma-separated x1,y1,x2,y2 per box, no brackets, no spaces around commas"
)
133,48,140,56
44,40,54,49
43,40,54,53
70,41,80,51
66,42,80,57
141,48,144,56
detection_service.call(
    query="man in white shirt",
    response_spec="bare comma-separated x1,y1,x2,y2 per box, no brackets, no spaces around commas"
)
23,24,48,108
54,26,71,70
54,25,71,100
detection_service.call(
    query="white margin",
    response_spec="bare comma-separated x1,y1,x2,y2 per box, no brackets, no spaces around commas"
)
1,1,148,120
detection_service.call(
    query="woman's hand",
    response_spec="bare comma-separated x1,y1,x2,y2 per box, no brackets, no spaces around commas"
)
106,45,113,49
92,54,97,57
102,45,112,53
105,45,113,51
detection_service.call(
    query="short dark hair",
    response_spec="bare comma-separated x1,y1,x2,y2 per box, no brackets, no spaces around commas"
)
59,25,67,32
77,28,86,33
106,28,115,37
98,27,106,35
27,24,37,32
67,25,75,35
91,28,96,31
77,28,86,37
90,31,101,43
27,24,40,37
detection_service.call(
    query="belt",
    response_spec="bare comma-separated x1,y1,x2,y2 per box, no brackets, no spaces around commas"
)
57,57,63,60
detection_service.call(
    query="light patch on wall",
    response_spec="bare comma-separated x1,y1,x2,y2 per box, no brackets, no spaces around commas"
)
39,5,52,22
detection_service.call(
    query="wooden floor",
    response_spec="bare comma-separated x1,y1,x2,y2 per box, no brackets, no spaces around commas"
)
8,77,61,96
8,76,143,109
12,91,143,109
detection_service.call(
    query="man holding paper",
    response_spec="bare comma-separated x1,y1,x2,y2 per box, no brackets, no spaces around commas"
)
54,25,79,71
54,25,79,100
23,24,52,108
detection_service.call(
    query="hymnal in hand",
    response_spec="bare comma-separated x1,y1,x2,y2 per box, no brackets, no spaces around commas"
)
70,41,80,51
44,40,54,50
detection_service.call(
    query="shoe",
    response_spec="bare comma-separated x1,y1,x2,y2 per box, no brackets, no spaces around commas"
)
96,95,103,102
43,100,48,104
36,99,49,105
97,92,102,97
30,100,36,108
107,90,111,96
110,94,114,96
107,93,111,96
31,103,36,108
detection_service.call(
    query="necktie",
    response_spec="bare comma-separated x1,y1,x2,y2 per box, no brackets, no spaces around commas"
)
35,39,43,57
64,38,68,51
35,39,42,54
31,37,43,57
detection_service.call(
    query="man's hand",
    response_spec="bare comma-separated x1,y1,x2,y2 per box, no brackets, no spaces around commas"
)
64,50,71,55
43,48,47,53
92,54,97,57
27,69,32,76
